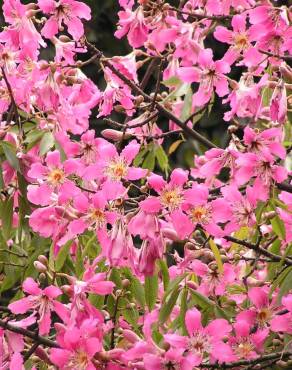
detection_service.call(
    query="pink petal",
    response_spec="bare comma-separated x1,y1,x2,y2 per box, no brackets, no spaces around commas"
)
8,297,34,314
23,277,42,295
121,140,140,163
185,308,202,336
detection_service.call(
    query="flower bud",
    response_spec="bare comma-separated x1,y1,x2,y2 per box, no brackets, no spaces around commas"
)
38,255,48,266
186,280,198,290
33,261,47,273
122,329,140,343
101,129,132,141
122,279,130,288
162,228,178,241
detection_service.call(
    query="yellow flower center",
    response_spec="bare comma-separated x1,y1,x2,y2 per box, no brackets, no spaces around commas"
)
106,158,128,180
257,308,272,326
88,208,106,228
190,206,211,224
160,188,183,210
69,350,89,369
234,33,249,50
236,341,254,358
47,169,65,185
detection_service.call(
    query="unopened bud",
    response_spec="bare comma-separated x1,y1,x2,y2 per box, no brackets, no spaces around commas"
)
34,261,47,273
101,129,131,141
186,280,198,290
38,255,48,266
162,228,178,241
122,329,141,343
122,279,130,288
59,35,71,43
135,96,144,105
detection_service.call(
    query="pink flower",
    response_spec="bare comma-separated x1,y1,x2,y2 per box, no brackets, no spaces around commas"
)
83,140,147,199
270,294,292,334
50,318,104,369
179,49,230,106
8,278,66,335
38,0,91,40
147,169,188,212
237,287,280,329
229,320,268,360
165,308,234,365
27,150,80,206
270,80,287,124
214,14,260,65
171,183,231,239
243,127,285,161
115,4,148,48
221,185,258,232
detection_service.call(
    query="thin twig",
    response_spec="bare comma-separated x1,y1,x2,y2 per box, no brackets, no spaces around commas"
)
0,319,59,348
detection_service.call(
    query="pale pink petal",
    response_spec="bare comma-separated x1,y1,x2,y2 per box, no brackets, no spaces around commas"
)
185,308,202,336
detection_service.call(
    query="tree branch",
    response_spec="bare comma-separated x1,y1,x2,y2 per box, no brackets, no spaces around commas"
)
85,40,217,150
224,236,292,266
0,319,59,348
199,351,292,368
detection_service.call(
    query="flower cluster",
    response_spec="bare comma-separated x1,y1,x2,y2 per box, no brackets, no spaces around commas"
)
0,0,291,369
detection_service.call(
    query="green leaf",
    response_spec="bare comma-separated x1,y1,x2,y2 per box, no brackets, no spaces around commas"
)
55,240,72,271
159,286,180,323
39,132,55,156
1,141,20,172
164,274,186,300
209,238,223,273
189,289,214,310
0,162,5,190
142,151,155,171
158,259,170,291
133,147,148,167
162,76,181,87
178,287,188,334
145,274,158,311
155,145,169,173
0,197,13,240
179,86,193,122
278,268,292,301
269,201,286,240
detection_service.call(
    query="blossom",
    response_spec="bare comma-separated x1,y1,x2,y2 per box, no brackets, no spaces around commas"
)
8,278,66,335
270,294,292,334
165,308,234,365
38,0,91,40
179,49,230,106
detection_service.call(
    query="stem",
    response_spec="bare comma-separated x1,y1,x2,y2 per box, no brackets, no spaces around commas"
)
0,319,59,348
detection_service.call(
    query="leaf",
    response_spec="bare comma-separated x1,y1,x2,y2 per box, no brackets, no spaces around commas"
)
162,76,182,87
179,287,188,334
268,202,286,240
133,147,148,167
189,289,214,310
159,286,180,324
164,274,186,300
158,259,170,291
55,240,72,271
179,86,193,122
209,238,223,273
39,132,55,156
1,141,20,172
142,151,155,171
0,197,13,240
168,139,184,155
278,268,292,301
145,274,158,311
155,145,169,173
